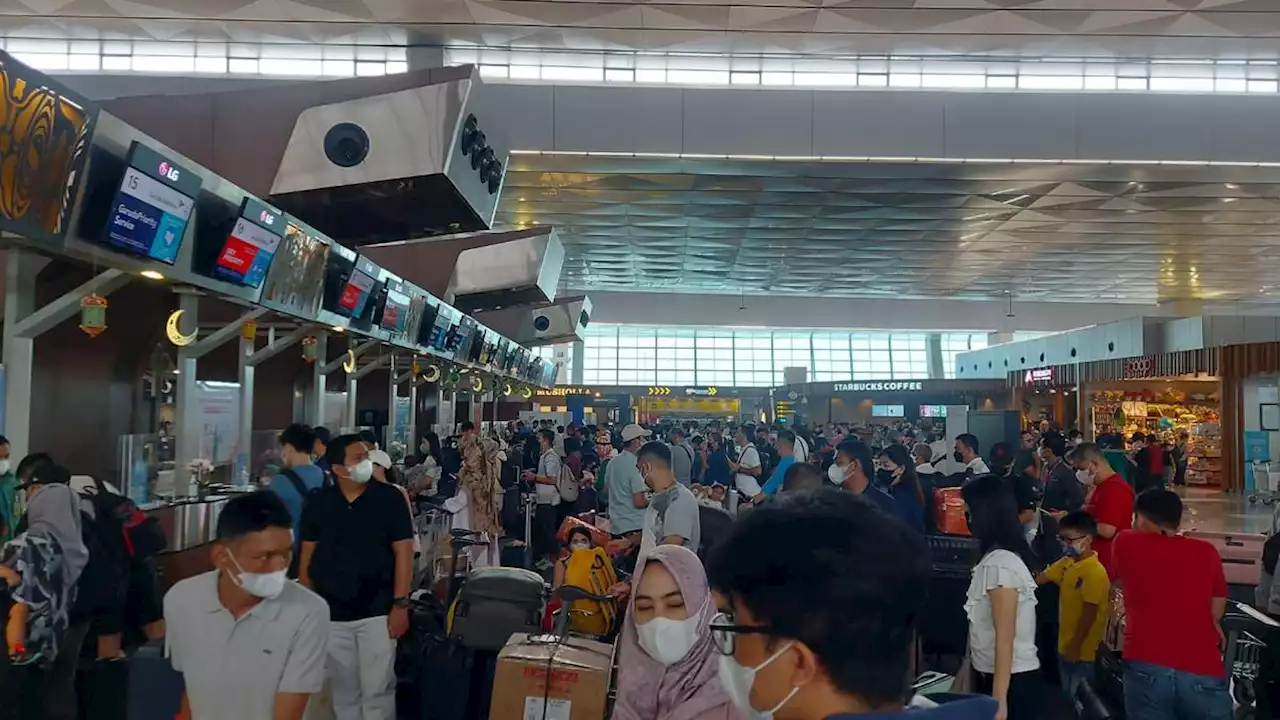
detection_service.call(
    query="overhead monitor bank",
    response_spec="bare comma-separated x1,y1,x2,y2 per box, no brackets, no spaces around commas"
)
0,50,555,387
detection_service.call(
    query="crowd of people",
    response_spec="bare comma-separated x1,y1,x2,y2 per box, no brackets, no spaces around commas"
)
0,413,1256,720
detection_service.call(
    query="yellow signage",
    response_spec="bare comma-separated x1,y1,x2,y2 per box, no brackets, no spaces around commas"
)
640,398,740,414
648,386,672,396
546,387,593,397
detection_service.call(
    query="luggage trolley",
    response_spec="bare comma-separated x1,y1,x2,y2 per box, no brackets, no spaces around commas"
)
1249,462,1280,506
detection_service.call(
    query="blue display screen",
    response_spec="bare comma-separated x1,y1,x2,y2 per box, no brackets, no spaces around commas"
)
102,144,201,264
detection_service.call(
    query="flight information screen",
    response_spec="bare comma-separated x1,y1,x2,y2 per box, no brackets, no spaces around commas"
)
102,143,200,264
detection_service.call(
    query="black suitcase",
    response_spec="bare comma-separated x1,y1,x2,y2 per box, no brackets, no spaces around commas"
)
1223,599,1280,718
417,636,474,720
448,566,546,651
1075,678,1122,720
126,641,183,720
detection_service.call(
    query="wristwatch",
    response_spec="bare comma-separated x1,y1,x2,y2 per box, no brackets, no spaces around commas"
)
392,596,411,609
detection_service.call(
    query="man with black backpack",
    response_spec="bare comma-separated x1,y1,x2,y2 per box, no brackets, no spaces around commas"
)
267,424,328,572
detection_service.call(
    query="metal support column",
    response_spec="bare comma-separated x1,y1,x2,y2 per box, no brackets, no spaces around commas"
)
308,333,329,426
237,322,312,487
319,337,378,431
386,354,398,447
173,303,268,497
926,333,945,379
4,252,131,459
236,326,255,488
571,341,585,385
346,342,389,431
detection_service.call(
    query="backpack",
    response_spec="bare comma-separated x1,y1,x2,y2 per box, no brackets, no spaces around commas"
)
562,547,618,636
85,478,167,559
548,451,579,504
73,498,131,619
281,468,326,506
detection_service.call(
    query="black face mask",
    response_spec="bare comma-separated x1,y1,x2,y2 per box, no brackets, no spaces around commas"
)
954,451,965,463
874,469,895,486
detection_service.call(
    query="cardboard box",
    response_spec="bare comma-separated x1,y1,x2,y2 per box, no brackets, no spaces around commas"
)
490,633,614,720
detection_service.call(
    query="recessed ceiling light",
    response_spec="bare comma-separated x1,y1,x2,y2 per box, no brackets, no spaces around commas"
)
140,270,164,280
1226,183,1239,189
331,325,345,332
1223,197,1238,203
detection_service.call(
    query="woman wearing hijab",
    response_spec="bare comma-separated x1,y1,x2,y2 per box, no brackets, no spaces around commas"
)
454,433,502,566
0,478,89,720
613,545,739,720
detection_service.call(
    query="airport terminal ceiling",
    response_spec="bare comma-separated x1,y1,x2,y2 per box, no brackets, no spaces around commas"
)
497,153,1280,305
3,0,1280,57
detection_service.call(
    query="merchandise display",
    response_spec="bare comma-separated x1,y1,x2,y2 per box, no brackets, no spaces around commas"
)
1089,384,1222,487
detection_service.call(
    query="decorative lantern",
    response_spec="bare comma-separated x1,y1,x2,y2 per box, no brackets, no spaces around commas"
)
79,293,108,337
301,337,318,363
241,319,257,341
448,370,461,385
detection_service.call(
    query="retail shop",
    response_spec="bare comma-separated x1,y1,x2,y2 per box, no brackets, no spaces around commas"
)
795,379,1010,426
1076,350,1223,488
1011,365,1080,431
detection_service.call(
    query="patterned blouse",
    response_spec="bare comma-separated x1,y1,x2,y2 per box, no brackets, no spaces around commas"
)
1,531,72,660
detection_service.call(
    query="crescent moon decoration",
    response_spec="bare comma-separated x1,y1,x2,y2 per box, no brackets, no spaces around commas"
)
470,376,483,393
342,350,356,374
422,365,441,383
502,382,513,396
521,387,533,400
165,309,197,346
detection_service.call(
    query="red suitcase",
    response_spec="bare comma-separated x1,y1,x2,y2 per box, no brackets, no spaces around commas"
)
1185,529,1265,587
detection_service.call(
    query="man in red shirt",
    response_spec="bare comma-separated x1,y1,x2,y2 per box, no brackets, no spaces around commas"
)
1070,443,1135,577
1112,489,1231,720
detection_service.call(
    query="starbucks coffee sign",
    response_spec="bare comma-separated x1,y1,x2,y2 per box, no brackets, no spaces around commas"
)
834,381,924,392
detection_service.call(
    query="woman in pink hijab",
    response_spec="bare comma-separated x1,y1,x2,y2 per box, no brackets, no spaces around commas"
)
613,545,740,720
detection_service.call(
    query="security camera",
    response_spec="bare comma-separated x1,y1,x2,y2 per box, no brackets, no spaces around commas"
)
323,122,370,168
533,315,552,332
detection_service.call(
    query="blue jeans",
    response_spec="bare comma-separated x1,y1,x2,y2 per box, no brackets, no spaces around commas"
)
1123,660,1233,720
1058,658,1093,704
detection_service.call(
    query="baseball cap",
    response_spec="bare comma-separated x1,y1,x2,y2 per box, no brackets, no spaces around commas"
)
368,449,393,469
620,424,652,443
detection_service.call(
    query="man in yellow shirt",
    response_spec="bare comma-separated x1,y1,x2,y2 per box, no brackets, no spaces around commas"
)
1037,510,1111,702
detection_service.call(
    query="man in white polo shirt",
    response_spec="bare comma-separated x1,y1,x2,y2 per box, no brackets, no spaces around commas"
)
165,491,329,720
727,425,763,513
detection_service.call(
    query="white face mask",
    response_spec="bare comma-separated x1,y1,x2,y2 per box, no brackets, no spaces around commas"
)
636,614,702,666
827,463,845,485
226,552,287,600
569,541,590,552
0,459,11,476
347,459,374,484
1076,468,1095,486
717,642,799,720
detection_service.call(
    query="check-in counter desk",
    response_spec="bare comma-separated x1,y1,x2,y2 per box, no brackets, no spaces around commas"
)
145,493,249,591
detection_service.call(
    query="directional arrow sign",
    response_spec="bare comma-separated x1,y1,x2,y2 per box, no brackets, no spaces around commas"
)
708,386,718,396
648,386,671,396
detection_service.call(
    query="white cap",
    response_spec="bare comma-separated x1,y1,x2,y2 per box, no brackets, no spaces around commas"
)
368,449,393,469
620,424,652,443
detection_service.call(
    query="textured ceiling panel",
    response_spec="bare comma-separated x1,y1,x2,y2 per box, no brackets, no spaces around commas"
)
495,154,1280,304
6,0,1280,56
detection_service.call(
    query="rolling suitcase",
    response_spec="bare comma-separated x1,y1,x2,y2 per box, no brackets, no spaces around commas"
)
448,566,546,651
1223,599,1280,719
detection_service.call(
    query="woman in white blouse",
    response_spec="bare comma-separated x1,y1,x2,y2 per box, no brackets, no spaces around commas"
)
961,474,1045,720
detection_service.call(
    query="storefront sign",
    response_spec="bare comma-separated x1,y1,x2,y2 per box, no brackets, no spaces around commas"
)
1024,368,1054,384
684,386,719,396
1123,358,1154,379
546,386,593,397
834,381,924,393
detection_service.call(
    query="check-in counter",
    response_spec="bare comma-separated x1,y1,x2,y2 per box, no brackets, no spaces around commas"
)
146,492,250,590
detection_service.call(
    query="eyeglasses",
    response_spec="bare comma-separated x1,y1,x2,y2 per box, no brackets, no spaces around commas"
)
709,611,775,655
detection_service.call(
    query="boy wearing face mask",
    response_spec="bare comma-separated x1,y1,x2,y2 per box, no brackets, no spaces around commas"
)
706,490,998,720
299,434,414,720
1035,511,1110,704
164,491,329,720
